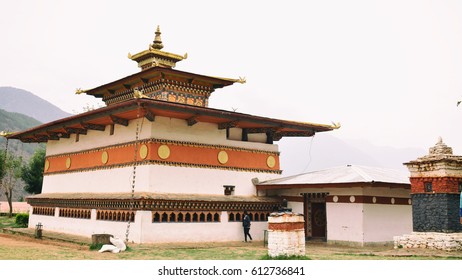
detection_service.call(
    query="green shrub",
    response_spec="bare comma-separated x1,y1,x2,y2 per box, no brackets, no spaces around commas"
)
89,243,104,251
14,213,29,228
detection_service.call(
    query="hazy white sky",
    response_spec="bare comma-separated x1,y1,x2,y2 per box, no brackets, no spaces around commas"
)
1,0,462,152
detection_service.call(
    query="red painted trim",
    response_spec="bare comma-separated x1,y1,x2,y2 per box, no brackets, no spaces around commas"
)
268,222,304,231
409,177,462,194
44,140,280,174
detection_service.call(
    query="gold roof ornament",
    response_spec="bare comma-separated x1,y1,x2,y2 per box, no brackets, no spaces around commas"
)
0,131,15,137
130,25,186,70
75,88,86,95
150,25,164,50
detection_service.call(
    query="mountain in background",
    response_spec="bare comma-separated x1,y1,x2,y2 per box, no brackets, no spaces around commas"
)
0,108,43,159
0,86,71,123
278,133,425,176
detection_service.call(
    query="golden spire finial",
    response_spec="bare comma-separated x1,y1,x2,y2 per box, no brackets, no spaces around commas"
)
150,25,164,50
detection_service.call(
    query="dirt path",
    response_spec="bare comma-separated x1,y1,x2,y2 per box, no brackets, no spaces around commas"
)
0,233,112,260
1,231,462,260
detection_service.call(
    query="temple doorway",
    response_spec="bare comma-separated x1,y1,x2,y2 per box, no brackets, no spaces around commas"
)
303,193,327,241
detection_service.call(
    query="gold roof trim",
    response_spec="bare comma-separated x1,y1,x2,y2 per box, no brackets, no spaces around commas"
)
212,76,247,84
129,26,186,69
129,48,186,62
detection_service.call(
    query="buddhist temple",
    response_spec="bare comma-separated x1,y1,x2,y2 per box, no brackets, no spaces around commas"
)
8,27,337,243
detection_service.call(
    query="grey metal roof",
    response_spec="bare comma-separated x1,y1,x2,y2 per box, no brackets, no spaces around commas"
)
259,165,410,185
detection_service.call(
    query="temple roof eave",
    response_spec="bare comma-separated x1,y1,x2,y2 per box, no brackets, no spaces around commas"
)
7,98,336,143
80,66,237,98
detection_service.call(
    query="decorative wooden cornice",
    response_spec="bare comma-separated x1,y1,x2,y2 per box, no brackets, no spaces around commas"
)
81,122,106,131
27,196,281,213
64,127,87,135
110,115,129,126
218,120,238,130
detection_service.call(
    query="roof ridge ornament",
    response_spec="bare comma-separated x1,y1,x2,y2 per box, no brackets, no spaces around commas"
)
429,136,453,155
149,25,164,50
129,25,186,70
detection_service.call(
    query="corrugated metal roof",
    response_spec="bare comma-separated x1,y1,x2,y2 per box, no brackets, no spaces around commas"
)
259,165,410,185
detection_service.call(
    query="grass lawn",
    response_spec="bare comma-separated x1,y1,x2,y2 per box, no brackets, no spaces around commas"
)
1,215,462,260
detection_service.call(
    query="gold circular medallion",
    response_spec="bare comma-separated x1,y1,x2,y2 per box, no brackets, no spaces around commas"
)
217,151,229,165
157,144,170,160
65,157,71,169
101,151,109,164
266,156,276,168
44,159,50,171
139,144,148,159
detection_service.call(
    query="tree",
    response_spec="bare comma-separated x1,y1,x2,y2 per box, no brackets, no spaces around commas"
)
0,150,23,217
21,148,45,194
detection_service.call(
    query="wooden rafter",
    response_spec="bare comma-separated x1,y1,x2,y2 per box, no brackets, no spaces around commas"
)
64,127,87,135
218,120,238,130
246,127,278,134
186,115,198,126
110,115,129,126
144,109,155,122
81,122,106,131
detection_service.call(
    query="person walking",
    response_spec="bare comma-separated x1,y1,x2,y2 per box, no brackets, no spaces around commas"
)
242,210,252,242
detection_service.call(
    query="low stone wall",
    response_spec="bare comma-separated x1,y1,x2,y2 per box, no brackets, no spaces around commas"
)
267,212,305,257
394,232,462,251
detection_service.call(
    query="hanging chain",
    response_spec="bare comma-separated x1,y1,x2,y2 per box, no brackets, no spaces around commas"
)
125,105,142,243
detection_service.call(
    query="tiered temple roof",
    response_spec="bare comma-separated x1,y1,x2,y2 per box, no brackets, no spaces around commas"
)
8,26,338,143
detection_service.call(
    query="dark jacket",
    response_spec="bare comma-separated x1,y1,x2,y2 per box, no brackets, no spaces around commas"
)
243,214,251,228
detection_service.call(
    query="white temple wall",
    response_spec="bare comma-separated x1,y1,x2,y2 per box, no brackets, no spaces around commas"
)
140,213,268,243
326,203,365,244
41,166,151,193
148,165,279,195
28,209,268,243
288,201,304,214
362,204,412,243
42,165,279,195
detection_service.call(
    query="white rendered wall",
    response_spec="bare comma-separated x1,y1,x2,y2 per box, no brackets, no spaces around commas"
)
42,164,279,195
42,166,151,193
140,211,268,243
148,165,279,196
362,204,412,243
28,209,268,243
326,203,365,244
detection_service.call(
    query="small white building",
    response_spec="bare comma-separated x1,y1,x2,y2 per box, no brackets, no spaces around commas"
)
257,165,412,246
